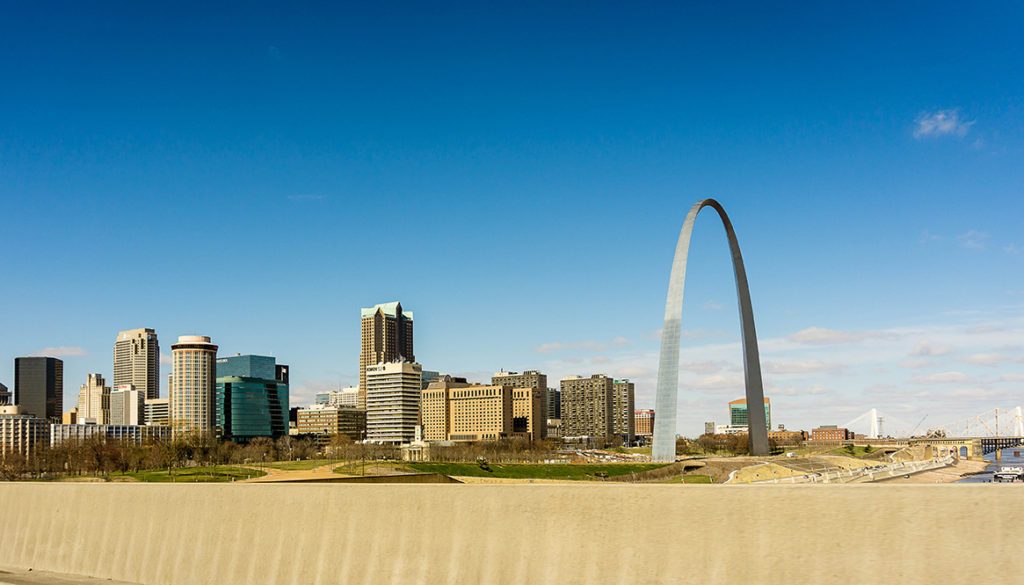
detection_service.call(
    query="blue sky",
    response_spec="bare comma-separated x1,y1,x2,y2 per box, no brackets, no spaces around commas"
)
2,2,1022,435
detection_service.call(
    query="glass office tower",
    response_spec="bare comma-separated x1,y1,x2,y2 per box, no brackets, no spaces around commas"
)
215,355,289,442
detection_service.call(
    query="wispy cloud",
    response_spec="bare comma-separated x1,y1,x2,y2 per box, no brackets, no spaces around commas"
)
957,230,989,250
703,301,724,310
955,353,1007,367
898,359,936,369
913,109,974,139
288,194,326,201
911,341,952,357
999,373,1024,382
908,371,975,385
918,230,942,244
764,360,844,375
1005,244,1021,255
534,340,605,354
612,336,630,347
788,327,869,345
30,346,87,357
681,360,734,375
160,353,172,366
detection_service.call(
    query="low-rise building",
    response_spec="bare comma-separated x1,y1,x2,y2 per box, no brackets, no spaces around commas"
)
635,409,655,437
144,398,169,426
811,426,853,441
296,405,366,440
49,423,170,447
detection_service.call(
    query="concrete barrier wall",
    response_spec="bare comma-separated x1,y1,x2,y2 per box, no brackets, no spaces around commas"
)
1,483,1021,585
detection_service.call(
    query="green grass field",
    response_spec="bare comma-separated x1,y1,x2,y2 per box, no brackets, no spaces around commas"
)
405,462,670,480
261,459,335,471
116,466,266,482
654,474,714,484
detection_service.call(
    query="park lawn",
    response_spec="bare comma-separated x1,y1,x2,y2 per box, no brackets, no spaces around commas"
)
405,462,670,480
117,466,265,482
829,446,876,458
332,461,414,475
262,459,335,471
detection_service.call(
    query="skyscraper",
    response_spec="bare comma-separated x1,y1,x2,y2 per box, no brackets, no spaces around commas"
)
365,361,421,444
215,354,289,442
169,335,218,436
612,379,635,444
113,328,160,399
492,370,550,425
359,302,414,409
77,373,111,425
14,357,63,421
560,374,614,439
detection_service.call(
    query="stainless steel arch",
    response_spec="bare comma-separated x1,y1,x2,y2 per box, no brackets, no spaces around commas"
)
651,199,768,461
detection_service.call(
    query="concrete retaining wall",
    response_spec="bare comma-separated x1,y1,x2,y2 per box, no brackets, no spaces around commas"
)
1,483,1020,585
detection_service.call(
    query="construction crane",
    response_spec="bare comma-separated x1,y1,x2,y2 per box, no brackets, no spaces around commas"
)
909,415,928,437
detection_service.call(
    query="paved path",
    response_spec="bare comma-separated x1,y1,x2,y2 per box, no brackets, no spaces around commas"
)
0,568,139,585
239,461,352,483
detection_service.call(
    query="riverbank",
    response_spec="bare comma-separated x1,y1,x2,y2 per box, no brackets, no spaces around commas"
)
875,458,989,483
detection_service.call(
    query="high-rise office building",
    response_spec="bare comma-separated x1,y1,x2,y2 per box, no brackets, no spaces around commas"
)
0,405,50,458
421,375,472,441
365,361,421,444
14,357,63,421
612,379,635,444
215,354,289,442
359,302,414,409
560,374,614,440
113,328,160,399
77,373,111,425
109,385,145,426
546,388,561,420
729,397,771,430
169,335,218,436
512,387,546,439
492,370,549,424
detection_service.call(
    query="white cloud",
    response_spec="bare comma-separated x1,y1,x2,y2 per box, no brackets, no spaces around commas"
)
913,109,974,139
764,360,843,375
30,346,88,358
908,371,975,385
615,366,653,379
911,341,952,357
592,356,611,364
999,373,1024,382
955,353,1008,367
694,374,744,393
787,327,868,345
772,384,832,396
612,336,630,347
1005,244,1021,255
957,230,989,250
160,353,172,366
966,325,1001,335
682,329,725,339
918,230,942,244
703,301,724,310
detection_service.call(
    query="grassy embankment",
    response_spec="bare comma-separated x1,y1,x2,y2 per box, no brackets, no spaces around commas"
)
404,462,670,480
116,466,265,482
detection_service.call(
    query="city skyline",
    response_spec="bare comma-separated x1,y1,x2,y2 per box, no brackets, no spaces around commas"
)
2,3,1023,436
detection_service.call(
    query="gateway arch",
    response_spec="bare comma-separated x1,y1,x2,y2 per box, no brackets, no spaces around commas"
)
651,199,769,461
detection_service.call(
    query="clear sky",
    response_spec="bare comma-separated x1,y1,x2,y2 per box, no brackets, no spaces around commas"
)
2,2,1022,436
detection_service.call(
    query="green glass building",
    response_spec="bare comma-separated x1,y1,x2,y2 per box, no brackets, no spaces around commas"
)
729,398,771,430
216,355,289,442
